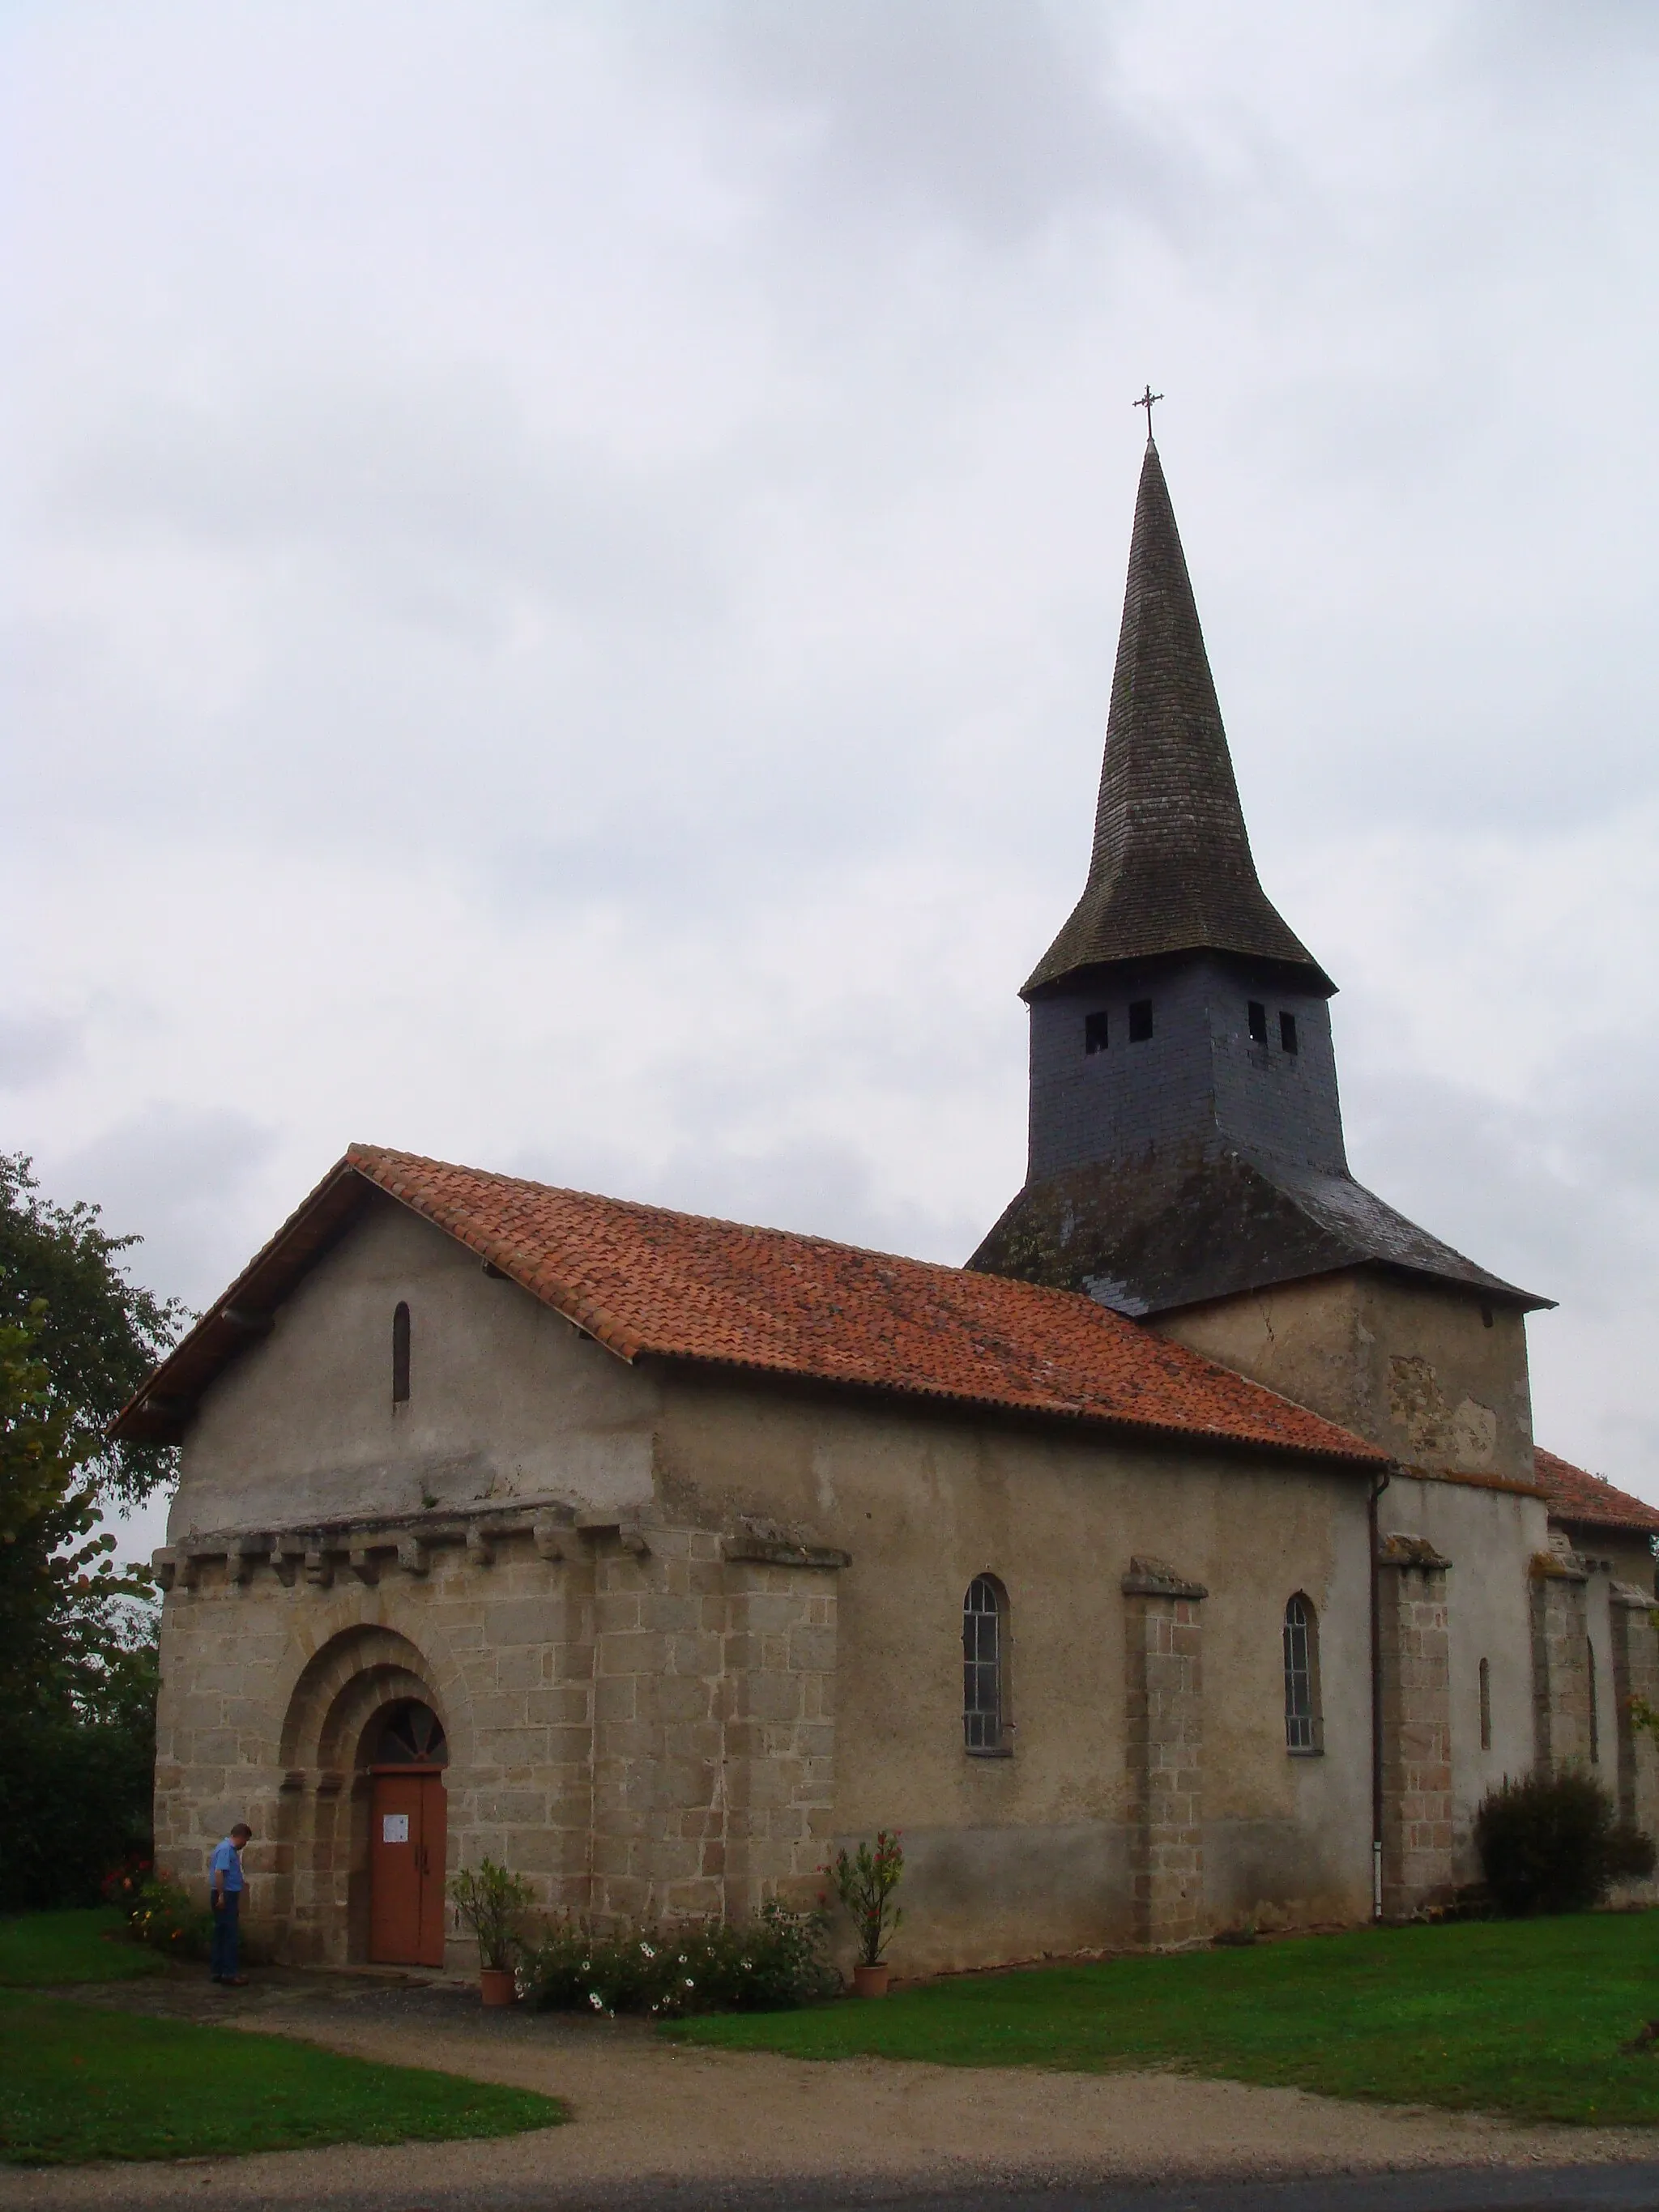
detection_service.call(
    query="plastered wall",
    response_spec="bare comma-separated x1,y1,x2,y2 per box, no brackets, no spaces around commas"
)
1157,1267,1537,1488
172,1196,659,1537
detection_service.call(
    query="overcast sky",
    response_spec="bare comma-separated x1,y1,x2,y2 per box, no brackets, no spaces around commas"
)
6,0,1658,1559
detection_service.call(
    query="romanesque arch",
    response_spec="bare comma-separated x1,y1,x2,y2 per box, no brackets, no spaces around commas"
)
273,1622,466,1964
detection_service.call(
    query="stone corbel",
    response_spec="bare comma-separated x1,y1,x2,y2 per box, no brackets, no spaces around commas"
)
151,1548,180,1593
228,1536,267,1586
531,1519,567,1562
270,1540,305,1588
466,1525,497,1567
303,1548,333,1588
348,1545,380,1587
396,1535,430,1577
575,1511,649,1555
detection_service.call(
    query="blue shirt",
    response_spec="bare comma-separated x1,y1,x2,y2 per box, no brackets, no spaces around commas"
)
209,1839,245,1893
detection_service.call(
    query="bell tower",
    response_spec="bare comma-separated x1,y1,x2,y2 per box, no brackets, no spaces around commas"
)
970,426,1549,1481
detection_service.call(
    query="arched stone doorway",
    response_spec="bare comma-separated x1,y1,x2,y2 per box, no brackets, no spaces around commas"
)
275,1626,459,1965
367,1701,449,1967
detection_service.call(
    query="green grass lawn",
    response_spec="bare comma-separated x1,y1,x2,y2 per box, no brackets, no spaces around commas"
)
667,1915,1659,2127
0,1909,161,1988
0,1990,566,2165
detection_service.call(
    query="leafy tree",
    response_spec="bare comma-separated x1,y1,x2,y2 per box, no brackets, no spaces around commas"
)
0,1153,184,1507
0,1159,185,1907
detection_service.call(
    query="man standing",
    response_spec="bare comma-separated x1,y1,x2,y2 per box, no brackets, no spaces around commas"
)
208,1822,252,1986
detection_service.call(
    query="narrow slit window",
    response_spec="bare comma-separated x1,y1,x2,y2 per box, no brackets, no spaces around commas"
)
1247,1000,1267,1043
1128,999,1154,1043
1278,1010,1299,1054
392,1302,411,1404
1283,1594,1320,1752
1588,1639,1599,1763
963,1576,1006,1754
1085,1011,1110,1055
1478,1657,1491,1751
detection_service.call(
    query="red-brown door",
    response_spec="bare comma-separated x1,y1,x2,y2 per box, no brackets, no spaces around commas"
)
369,1771,447,1966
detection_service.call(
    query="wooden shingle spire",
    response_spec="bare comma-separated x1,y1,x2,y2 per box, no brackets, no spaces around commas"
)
1025,439,1332,997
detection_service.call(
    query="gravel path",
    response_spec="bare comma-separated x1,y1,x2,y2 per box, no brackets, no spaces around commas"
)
4,1968,1657,2210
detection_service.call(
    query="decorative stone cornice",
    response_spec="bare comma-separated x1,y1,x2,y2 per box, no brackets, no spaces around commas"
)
1529,1547,1588,1583
1120,1554,1208,1600
1377,1532,1452,1574
720,1536,851,1571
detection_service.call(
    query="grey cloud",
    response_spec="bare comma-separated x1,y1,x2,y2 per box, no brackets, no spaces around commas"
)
58,1102,278,1309
0,1012,82,1090
655,0,1170,244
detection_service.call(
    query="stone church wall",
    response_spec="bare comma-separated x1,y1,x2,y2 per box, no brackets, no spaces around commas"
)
653,1370,1376,1963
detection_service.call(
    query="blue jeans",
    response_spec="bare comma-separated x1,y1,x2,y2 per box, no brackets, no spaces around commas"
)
210,1891,241,1980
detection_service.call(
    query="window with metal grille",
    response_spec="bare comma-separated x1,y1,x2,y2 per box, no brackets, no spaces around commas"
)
963,1576,1006,1753
1478,1657,1491,1751
392,1302,412,1404
1589,1639,1599,1763
1283,1594,1319,1752
1247,1000,1267,1042
1085,1011,1109,1055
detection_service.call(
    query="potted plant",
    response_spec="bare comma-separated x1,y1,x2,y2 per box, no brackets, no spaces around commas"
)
830,1830,904,1996
449,1859,534,2005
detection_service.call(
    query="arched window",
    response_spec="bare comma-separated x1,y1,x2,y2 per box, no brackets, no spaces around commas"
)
1283,1594,1320,1753
963,1577,1008,1754
392,1302,411,1404
1478,1657,1491,1751
372,1700,448,1768
1588,1639,1600,1764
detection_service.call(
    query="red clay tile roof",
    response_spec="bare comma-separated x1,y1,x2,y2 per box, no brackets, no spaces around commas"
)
1534,1447,1659,1535
112,1145,1385,1468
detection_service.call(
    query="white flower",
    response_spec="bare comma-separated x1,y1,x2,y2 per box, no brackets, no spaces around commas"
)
589,1991,605,2010
684,1976,694,1988
640,1941,655,1958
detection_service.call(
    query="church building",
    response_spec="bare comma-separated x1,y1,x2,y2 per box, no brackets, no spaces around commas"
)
116,434,1659,1971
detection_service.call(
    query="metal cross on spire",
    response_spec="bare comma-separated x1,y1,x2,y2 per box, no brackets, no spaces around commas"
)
1133,384,1163,441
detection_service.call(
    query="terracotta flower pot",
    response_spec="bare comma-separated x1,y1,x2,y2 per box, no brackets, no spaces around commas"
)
479,1967,518,2007
851,1963,890,1998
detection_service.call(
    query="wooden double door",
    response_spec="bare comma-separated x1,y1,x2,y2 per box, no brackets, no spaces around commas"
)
369,1770,447,1967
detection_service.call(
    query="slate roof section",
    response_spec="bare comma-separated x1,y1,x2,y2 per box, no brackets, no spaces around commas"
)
110,1144,1385,1468
1534,1447,1659,1536
1026,441,1333,999
969,1143,1552,1316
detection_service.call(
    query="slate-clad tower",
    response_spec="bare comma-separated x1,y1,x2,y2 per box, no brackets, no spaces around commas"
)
971,434,1542,1332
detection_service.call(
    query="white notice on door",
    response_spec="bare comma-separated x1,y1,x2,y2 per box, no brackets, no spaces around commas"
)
382,1813,410,1843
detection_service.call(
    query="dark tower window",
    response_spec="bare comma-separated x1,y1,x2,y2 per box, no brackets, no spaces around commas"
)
392,1302,411,1404
1278,1010,1299,1055
1084,1011,1109,1055
1128,999,1154,1043
1247,1000,1267,1042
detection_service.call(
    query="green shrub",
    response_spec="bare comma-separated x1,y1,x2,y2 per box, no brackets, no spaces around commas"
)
448,1860,533,1971
828,1830,904,1967
1474,1771,1655,1916
523,1900,834,2016
107,1868,213,1959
